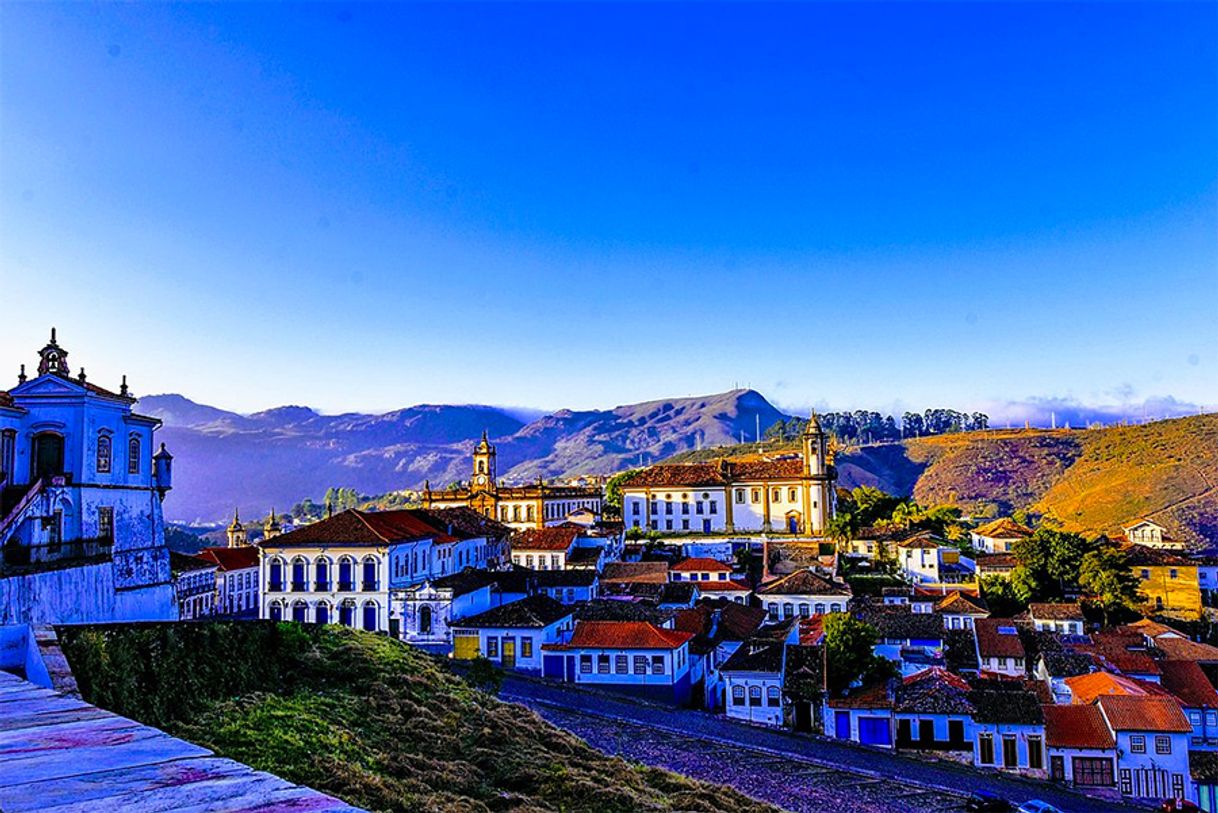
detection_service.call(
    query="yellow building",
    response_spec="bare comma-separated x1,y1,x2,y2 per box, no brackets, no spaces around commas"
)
1123,544,1202,619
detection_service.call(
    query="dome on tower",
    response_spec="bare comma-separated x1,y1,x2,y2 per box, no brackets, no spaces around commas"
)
36,328,71,377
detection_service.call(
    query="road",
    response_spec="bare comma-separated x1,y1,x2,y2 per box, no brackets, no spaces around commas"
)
499,675,1146,813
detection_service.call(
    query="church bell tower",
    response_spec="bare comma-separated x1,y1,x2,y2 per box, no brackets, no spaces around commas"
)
802,411,835,534
472,430,497,494
226,508,249,548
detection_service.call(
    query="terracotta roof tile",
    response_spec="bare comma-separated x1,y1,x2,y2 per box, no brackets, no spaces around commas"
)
972,518,1033,539
1159,660,1218,708
513,526,580,552
974,618,1026,659
196,546,259,572
1029,602,1085,622
455,594,572,629
1098,695,1191,733
1064,672,1170,704
601,561,669,584
758,569,851,597
1043,704,1116,749
567,620,693,650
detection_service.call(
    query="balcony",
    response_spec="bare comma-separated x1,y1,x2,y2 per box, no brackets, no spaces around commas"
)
361,580,379,592
338,581,355,592
268,579,284,592
1,536,113,575
290,581,306,592
315,581,331,592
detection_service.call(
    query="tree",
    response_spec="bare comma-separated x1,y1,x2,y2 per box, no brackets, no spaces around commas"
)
824,613,889,693
603,469,640,519
734,546,764,589
826,513,858,550
980,575,1026,617
1079,547,1144,626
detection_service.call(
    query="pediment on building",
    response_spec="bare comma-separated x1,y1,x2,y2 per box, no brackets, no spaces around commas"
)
12,375,87,399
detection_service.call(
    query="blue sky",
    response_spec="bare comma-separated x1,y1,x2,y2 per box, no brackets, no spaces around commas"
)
2,2,1215,420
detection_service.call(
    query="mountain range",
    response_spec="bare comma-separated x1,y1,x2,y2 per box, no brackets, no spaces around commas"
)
142,389,787,522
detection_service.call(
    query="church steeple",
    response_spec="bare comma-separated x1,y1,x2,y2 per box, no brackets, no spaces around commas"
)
264,508,282,540
802,410,827,478
472,431,496,493
37,328,70,377
226,508,249,548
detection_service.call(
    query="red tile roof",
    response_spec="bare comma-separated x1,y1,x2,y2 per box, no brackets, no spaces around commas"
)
1159,660,1218,708
601,561,669,584
567,621,693,650
671,557,733,573
1074,629,1162,676
935,592,989,615
1122,544,1195,567
1155,636,1218,663
259,508,456,548
1065,672,1170,704
827,682,892,709
1043,704,1116,749
757,569,851,597
512,526,580,552
730,459,806,481
974,619,1026,659
1029,602,1085,622
1098,695,1191,733
622,464,729,488
197,546,259,572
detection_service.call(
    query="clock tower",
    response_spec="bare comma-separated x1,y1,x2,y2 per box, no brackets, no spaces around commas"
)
472,430,497,494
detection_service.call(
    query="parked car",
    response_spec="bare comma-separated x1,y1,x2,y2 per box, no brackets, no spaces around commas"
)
1160,800,1200,812
965,792,1013,812
1016,802,1062,813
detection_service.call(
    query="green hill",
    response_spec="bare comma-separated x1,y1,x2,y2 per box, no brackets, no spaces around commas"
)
664,413,1218,546
58,622,778,813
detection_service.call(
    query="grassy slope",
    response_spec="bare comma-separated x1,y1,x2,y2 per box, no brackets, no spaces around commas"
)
58,622,779,813
661,414,1218,544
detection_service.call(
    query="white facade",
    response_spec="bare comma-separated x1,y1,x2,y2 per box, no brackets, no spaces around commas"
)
217,565,258,615
0,331,177,624
724,670,785,726
261,545,390,633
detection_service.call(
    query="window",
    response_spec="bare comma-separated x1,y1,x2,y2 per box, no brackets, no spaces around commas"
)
0,430,14,483
731,685,745,705
771,488,780,502
709,501,717,515
814,603,825,615
767,602,778,620
751,489,760,504
682,520,689,530
1028,736,1043,770
735,489,745,504
1141,569,1151,580
97,506,113,543
269,559,284,591
788,488,797,502
634,655,648,674
316,559,330,591
550,554,560,570
1170,569,1179,580
978,733,994,765
665,520,673,530
521,637,533,658
128,435,141,474
96,433,112,473
783,603,794,619
488,638,500,659
615,655,628,674
338,559,354,591
798,603,810,618
695,501,703,514
1155,735,1171,755
1002,735,1018,768
48,509,63,552
632,502,640,515
598,654,610,674
748,686,762,706
362,602,377,631
766,686,780,707
651,655,665,674
1073,757,1113,787
682,502,689,515
1130,735,1146,753
339,602,355,627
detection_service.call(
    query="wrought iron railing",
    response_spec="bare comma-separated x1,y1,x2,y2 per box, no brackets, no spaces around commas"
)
1,535,113,572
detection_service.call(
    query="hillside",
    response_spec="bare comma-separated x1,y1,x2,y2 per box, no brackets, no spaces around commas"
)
140,389,784,521
58,622,778,813
664,414,1218,547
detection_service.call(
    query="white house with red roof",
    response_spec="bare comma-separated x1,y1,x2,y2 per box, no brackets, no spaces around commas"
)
618,414,835,535
542,620,694,704
756,568,851,621
196,544,259,617
973,618,1026,678
970,517,1033,554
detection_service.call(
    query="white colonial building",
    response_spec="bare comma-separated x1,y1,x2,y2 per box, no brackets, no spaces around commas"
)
260,506,509,638
0,330,177,624
618,413,835,536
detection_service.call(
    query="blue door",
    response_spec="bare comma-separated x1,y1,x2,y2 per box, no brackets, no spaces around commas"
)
859,717,891,746
565,655,576,682
834,711,850,739
788,516,799,534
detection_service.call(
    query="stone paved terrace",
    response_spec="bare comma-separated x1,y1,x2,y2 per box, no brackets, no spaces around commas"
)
0,668,365,813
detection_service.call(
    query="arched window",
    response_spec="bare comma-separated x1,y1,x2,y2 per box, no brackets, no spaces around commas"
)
731,685,745,705
268,558,284,591
767,686,781,706
526,505,535,522
477,460,486,474
96,433,112,474
798,603,810,618
362,601,378,632
748,686,762,706
512,505,521,522
315,602,330,625
291,557,307,591
789,488,798,502
362,557,378,591
128,435,141,474
292,600,308,623
269,601,283,622
814,603,825,615
338,557,354,591
339,600,355,627
735,489,745,504
501,507,509,521
315,558,330,591
419,604,433,634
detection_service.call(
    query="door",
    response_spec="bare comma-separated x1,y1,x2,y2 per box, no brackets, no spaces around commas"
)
948,719,965,746
1002,735,1018,768
795,703,813,733
31,433,64,481
859,717,891,746
502,637,516,670
897,718,912,745
788,514,799,534
703,519,711,533
919,719,935,745
834,710,850,739
1050,755,1065,782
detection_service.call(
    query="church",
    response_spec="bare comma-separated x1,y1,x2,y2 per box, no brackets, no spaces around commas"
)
618,413,836,536
420,432,603,531
0,330,177,623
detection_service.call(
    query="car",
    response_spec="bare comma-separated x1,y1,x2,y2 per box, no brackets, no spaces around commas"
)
1160,801,1200,812
1016,802,1063,813
965,791,1013,812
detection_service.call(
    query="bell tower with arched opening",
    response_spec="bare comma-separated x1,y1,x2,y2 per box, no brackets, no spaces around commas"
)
472,430,496,494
